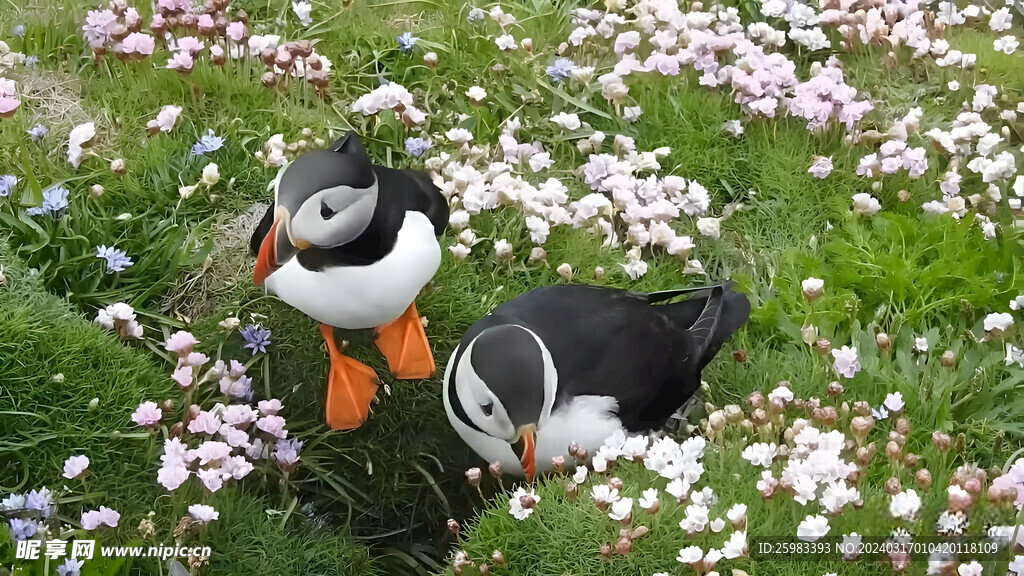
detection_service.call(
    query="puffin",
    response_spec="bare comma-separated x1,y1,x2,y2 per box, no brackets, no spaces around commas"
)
443,283,750,480
251,131,447,430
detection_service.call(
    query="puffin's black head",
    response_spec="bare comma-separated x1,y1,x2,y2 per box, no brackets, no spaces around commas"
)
454,324,556,481
254,132,379,285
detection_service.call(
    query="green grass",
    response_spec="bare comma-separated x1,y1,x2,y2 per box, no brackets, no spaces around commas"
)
2,0,1024,574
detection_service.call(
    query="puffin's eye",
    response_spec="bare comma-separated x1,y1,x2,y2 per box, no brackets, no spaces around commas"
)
320,201,335,220
480,403,493,417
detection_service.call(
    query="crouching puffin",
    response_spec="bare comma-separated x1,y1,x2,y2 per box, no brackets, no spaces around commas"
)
251,131,447,430
443,283,750,480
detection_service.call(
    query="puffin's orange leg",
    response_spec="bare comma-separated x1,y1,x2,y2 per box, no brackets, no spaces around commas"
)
374,302,436,380
320,324,379,430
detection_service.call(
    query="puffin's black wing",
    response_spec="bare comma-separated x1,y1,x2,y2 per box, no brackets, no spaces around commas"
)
373,166,448,235
249,204,276,257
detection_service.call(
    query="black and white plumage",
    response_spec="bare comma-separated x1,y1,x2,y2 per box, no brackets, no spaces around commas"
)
251,132,447,329
443,283,751,479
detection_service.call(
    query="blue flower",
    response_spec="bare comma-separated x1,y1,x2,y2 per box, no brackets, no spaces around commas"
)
467,7,485,23
405,137,433,157
0,175,17,197
57,559,85,576
396,32,418,53
546,58,577,83
24,487,53,518
25,186,69,217
24,55,39,68
192,129,225,156
241,324,272,355
12,24,25,38
95,245,134,273
8,518,37,541
27,123,48,142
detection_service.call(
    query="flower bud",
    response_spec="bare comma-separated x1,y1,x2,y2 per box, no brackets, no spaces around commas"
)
885,440,902,461
261,71,277,87
856,446,871,464
732,349,747,362
111,158,127,175
801,324,819,345
724,404,743,423
876,332,891,351
447,519,460,535
574,448,588,465
853,401,870,416
424,51,439,69
488,461,503,478
552,455,565,474
708,410,726,431
521,38,533,53
478,565,490,576
608,477,623,491
491,550,505,566
528,247,547,263
161,399,175,413
747,391,765,410
815,406,838,426
932,431,951,451
185,404,201,427
614,536,631,555
465,467,481,486
565,480,578,498
941,350,956,367
964,478,981,494
631,525,649,539
885,476,901,495
850,415,874,445
814,339,831,355
750,408,768,427
567,442,580,457
88,397,100,411
518,494,537,509
827,381,843,397
90,184,105,198
593,266,605,280
903,453,918,468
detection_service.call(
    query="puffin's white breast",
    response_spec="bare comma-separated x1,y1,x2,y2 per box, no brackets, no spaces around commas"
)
264,211,441,329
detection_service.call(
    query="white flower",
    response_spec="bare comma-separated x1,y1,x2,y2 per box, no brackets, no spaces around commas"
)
590,484,620,505
709,518,725,532
679,504,710,532
914,337,928,353
1008,555,1024,576
448,243,470,261
494,239,514,262
727,504,747,523
802,277,824,300
465,86,487,103
883,392,905,413
696,217,721,239
994,35,1019,55
528,152,553,172
958,561,983,576
188,504,219,524
665,477,690,501
721,530,747,558
445,128,474,144
947,80,960,91
556,262,573,281
990,8,1013,32
62,455,90,479
638,488,658,510
608,497,633,521
723,120,744,138
619,246,648,280
677,546,703,564
984,312,1014,332
550,112,581,131
889,489,921,520
292,0,312,26
852,192,881,216
68,122,97,168
622,106,642,122
572,466,588,484
154,105,182,133
200,163,220,186
797,514,830,542
495,34,516,50
741,443,777,467
508,487,539,520
831,345,861,378
1006,344,1024,367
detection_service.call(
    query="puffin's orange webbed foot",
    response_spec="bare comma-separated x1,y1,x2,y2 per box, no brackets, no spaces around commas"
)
320,324,379,431
374,302,436,380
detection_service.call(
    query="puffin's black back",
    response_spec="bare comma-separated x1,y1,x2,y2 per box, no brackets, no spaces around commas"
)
249,132,447,268
446,284,750,432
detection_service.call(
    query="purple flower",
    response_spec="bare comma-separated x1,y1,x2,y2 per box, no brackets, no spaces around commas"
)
27,124,48,142
57,559,85,576
25,186,69,217
405,137,432,157
95,245,134,273
24,488,53,518
165,331,198,356
546,58,577,82
241,324,271,355
275,437,303,470
397,32,418,53
8,518,37,540
191,129,225,156
0,174,16,197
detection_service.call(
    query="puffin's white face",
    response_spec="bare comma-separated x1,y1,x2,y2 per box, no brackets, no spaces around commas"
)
285,179,378,249
454,325,558,480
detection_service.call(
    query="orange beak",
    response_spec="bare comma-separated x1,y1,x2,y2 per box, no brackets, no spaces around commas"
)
254,209,283,286
512,425,537,482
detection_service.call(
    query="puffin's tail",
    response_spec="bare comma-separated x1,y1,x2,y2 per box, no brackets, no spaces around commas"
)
654,283,751,372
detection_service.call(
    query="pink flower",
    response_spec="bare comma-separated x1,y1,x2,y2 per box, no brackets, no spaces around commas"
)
644,53,679,76
274,438,303,471
166,52,194,72
178,36,205,55
808,156,833,179
197,467,226,492
831,346,861,378
901,147,928,178
131,401,162,428
180,351,209,370
62,455,90,479
218,424,251,448
164,331,198,356
171,365,194,389
256,415,287,439
257,399,283,415
122,33,155,56
222,404,259,428
190,441,232,465
188,410,222,435
157,464,189,490
226,21,247,42
0,96,20,118
613,31,641,54
81,506,119,530
228,359,247,378
219,374,252,399
222,455,254,479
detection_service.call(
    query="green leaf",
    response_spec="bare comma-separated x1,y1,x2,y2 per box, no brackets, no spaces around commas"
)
536,79,613,120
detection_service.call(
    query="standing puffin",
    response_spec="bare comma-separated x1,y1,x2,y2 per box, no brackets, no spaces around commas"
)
443,283,750,480
251,132,447,430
